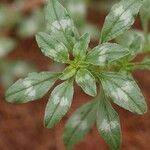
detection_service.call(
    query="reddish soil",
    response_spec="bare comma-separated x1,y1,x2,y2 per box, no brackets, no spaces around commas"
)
0,1,150,150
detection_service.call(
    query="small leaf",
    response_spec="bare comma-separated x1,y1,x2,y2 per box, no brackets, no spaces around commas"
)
44,80,74,128
45,0,78,49
63,100,96,148
96,93,121,150
86,43,129,66
36,32,69,63
60,66,76,80
100,72,147,114
76,69,97,96
6,72,59,103
73,33,90,59
101,0,143,43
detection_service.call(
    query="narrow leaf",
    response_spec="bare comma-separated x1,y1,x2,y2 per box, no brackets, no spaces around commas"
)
63,100,96,148
44,80,74,128
76,69,97,96
45,0,78,49
86,43,129,66
96,94,121,150
6,72,59,103
36,32,69,63
100,72,147,114
101,0,143,43
73,33,90,59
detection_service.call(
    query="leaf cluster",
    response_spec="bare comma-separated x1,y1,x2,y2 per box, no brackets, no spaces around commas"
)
5,0,149,149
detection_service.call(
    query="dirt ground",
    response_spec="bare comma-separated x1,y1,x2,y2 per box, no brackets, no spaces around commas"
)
0,1,150,150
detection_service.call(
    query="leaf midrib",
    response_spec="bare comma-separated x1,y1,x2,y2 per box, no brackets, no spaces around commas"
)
101,0,137,43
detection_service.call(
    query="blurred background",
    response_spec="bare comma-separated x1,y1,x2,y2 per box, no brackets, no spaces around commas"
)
0,0,150,149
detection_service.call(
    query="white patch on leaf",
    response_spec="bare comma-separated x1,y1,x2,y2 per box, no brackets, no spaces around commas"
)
98,56,107,64
51,19,71,32
55,43,65,52
23,80,32,87
80,121,88,130
25,87,36,97
113,5,133,25
52,94,60,105
111,88,129,102
71,115,81,128
120,10,132,25
114,5,124,16
60,96,69,106
48,48,57,58
85,74,92,80
71,115,88,130
23,80,36,97
99,119,119,132
98,47,108,65
122,81,133,92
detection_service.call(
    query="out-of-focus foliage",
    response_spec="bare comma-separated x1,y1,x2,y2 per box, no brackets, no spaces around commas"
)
0,37,16,58
0,1,37,88
0,60,34,88
17,8,45,38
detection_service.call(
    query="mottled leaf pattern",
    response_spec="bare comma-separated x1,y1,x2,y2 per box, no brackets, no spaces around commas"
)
36,32,69,63
76,69,97,96
86,43,129,66
96,94,121,150
64,100,96,148
73,33,90,59
45,0,78,49
44,80,74,128
100,72,147,114
101,0,143,43
6,72,59,103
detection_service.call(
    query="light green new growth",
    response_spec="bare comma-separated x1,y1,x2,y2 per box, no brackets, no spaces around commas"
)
5,0,148,150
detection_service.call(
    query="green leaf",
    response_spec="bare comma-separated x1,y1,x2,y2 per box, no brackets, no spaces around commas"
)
0,37,16,58
96,93,121,150
36,32,69,63
86,43,129,66
60,66,76,80
73,33,90,59
116,30,144,60
44,80,74,128
6,72,59,103
100,72,147,114
45,0,78,49
76,69,97,97
63,100,96,148
101,0,143,43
